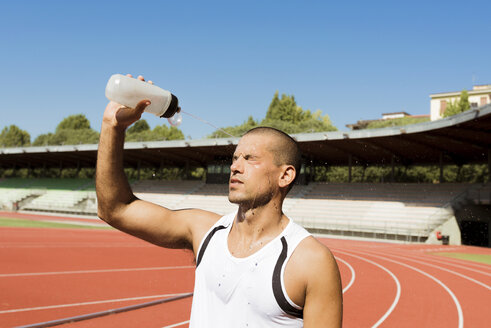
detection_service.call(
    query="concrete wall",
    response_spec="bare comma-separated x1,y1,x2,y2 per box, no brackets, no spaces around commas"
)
426,215,462,245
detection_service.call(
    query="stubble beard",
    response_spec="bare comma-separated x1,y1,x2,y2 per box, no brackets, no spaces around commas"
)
228,186,273,210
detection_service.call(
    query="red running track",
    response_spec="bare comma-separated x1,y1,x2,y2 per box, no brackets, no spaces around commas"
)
1,222,490,327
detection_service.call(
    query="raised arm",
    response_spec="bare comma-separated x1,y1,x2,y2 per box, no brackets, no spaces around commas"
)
96,75,220,253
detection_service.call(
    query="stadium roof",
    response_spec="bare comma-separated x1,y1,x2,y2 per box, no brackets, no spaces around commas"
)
1,104,490,169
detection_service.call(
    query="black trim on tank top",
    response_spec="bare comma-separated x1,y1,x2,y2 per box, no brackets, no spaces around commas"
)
196,225,227,268
272,237,303,319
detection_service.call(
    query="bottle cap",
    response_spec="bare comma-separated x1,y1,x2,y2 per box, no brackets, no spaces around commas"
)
160,94,179,118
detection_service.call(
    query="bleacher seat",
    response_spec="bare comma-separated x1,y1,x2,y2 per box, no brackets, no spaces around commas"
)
0,178,474,242
24,190,89,212
284,183,464,240
0,178,95,214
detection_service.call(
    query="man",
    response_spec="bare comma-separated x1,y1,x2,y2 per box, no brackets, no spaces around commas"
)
96,75,342,327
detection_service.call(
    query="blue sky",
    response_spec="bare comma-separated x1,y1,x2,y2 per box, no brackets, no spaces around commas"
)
1,0,490,140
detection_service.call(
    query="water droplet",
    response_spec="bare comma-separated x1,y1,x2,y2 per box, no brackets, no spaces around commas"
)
167,112,182,126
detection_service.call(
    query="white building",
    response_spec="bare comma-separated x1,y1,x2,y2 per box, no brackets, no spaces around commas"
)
382,112,411,120
430,85,491,121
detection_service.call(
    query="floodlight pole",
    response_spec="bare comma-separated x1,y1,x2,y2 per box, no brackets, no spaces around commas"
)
58,161,63,178
391,155,395,183
348,154,352,183
310,159,314,183
137,160,141,180
439,152,444,183
488,149,491,183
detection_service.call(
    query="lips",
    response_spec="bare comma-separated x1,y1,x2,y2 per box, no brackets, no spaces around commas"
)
229,177,243,185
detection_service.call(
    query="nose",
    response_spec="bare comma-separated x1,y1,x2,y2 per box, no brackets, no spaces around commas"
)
230,156,244,174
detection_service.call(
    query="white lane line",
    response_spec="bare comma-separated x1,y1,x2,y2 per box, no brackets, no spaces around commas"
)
391,250,491,277
0,292,192,314
0,243,149,248
162,320,190,328
368,250,491,291
344,249,464,328
334,256,356,294
408,247,491,269
334,250,401,328
379,247,491,270
0,265,194,278
425,253,491,271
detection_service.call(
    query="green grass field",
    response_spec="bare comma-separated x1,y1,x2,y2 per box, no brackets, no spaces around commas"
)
432,252,491,265
0,217,111,230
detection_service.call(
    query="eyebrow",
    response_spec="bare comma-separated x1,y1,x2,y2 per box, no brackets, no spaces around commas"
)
232,153,260,160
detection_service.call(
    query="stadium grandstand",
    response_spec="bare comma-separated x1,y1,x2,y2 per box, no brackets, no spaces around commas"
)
1,104,490,246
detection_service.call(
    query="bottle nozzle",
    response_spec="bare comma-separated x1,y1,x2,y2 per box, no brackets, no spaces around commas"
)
160,94,179,118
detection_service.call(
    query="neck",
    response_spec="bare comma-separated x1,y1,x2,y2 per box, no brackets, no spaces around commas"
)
228,196,289,257
235,197,286,240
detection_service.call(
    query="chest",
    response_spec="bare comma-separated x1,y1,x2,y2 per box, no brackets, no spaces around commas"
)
198,230,285,317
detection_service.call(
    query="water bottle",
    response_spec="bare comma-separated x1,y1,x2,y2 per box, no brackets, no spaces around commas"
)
105,74,181,123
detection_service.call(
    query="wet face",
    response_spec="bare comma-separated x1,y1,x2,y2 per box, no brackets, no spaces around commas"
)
228,133,281,207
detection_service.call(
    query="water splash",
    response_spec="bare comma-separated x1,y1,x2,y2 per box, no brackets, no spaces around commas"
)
181,110,236,138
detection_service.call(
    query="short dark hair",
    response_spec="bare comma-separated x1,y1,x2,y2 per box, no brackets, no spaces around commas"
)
244,127,302,192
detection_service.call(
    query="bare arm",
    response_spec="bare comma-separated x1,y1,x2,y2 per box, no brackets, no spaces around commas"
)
286,237,342,327
96,75,220,253
303,241,343,327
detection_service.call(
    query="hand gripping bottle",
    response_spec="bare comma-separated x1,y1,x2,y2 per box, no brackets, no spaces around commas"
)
105,74,181,125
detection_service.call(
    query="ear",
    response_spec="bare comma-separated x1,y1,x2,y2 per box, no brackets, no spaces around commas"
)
278,165,296,189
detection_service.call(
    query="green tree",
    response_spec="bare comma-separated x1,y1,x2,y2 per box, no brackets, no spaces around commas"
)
54,129,100,145
262,108,336,134
262,92,336,133
265,91,304,123
32,133,54,146
33,114,99,145
209,91,337,137
364,116,430,129
0,125,31,147
126,120,185,142
152,125,185,140
443,90,471,117
209,116,258,138
56,114,91,132
127,120,150,134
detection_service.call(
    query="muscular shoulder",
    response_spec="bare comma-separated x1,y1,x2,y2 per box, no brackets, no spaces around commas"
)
291,236,339,283
294,237,343,327
179,208,222,228
284,236,340,308
180,208,222,255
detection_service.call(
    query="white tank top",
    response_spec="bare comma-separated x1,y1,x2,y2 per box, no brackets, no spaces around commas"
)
189,212,310,328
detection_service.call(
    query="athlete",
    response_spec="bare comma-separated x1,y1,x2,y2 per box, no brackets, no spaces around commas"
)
96,75,343,327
